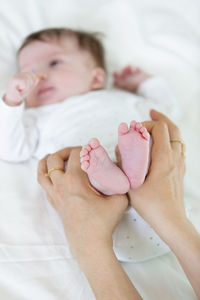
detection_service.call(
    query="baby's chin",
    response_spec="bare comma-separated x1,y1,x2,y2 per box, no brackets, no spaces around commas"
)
26,89,92,108
26,95,66,108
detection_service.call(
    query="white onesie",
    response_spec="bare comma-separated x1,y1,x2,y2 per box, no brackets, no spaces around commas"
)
0,77,179,262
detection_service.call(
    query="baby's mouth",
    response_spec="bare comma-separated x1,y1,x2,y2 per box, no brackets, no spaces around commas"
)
38,86,54,96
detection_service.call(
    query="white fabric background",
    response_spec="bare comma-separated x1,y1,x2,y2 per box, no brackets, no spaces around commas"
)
0,0,199,299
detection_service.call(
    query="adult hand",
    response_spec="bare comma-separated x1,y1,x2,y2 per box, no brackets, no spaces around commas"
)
127,110,200,299
37,147,128,261
127,109,186,237
38,148,142,300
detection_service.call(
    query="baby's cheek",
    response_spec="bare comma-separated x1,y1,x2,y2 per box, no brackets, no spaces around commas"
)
76,73,92,90
25,93,37,107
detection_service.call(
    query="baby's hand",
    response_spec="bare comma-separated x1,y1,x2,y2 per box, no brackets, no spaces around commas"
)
113,65,152,93
3,72,40,106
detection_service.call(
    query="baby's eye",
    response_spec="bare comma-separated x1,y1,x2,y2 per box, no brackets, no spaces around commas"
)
49,60,61,67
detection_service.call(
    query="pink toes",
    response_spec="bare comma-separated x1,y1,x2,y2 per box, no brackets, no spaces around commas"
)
80,149,88,156
118,123,129,135
130,120,136,128
130,121,149,141
118,120,149,141
80,155,89,163
80,138,100,170
89,138,100,149
139,127,149,140
130,121,142,131
80,149,90,170
81,161,89,171
84,145,91,151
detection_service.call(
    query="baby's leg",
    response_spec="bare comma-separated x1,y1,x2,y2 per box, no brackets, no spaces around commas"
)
118,121,151,189
80,138,130,195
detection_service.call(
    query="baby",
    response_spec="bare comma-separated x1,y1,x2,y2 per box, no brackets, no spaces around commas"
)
0,28,177,262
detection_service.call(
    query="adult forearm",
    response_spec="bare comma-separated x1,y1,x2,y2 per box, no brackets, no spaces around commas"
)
160,219,200,298
77,241,142,300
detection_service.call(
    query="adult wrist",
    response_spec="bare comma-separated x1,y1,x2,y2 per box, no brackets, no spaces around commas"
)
76,238,114,269
160,218,200,298
76,240,143,300
77,241,117,286
156,217,197,248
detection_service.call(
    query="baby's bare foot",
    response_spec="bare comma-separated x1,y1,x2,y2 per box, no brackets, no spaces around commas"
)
118,121,150,189
80,138,130,195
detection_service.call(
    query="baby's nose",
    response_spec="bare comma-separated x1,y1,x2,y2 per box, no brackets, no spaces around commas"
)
37,72,47,80
32,69,47,80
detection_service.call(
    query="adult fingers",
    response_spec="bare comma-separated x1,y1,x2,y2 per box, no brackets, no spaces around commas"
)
150,110,181,139
37,154,53,192
142,110,186,177
66,147,98,195
143,109,185,158
56,146,94,189
46,192,57,210
141,120,176,183
46,153,65,184
66,148,89,182
150,109,183,153
142,119,171,163
45,147,79,184
54,146,80,161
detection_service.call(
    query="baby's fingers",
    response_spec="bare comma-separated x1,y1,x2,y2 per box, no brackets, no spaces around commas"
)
121,65,133,76
113,66,132,80
15,79,26,93
113,71,120,79
20,72,40,95
26,72,40,87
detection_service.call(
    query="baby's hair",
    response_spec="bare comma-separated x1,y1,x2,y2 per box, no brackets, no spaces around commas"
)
17,27,106,71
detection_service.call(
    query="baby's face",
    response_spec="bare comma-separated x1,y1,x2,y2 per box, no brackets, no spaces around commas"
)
18,36,103,107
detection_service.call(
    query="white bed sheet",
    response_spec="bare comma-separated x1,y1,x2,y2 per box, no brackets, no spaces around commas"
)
0,0,199,299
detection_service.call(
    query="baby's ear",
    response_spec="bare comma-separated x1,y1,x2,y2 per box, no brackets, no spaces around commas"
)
90,68,106,90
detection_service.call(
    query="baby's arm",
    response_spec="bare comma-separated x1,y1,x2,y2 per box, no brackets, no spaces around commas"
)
0,73,39,162
137,76,179,117
113,65,179,118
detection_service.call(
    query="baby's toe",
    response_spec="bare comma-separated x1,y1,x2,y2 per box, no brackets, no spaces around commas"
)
118,122,129,136
80,155,90,163
81,161,90,171
135,122,142,131
89,138,100,149
80,148,88,157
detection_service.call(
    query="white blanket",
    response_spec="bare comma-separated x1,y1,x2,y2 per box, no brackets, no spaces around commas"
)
0,0,199,299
